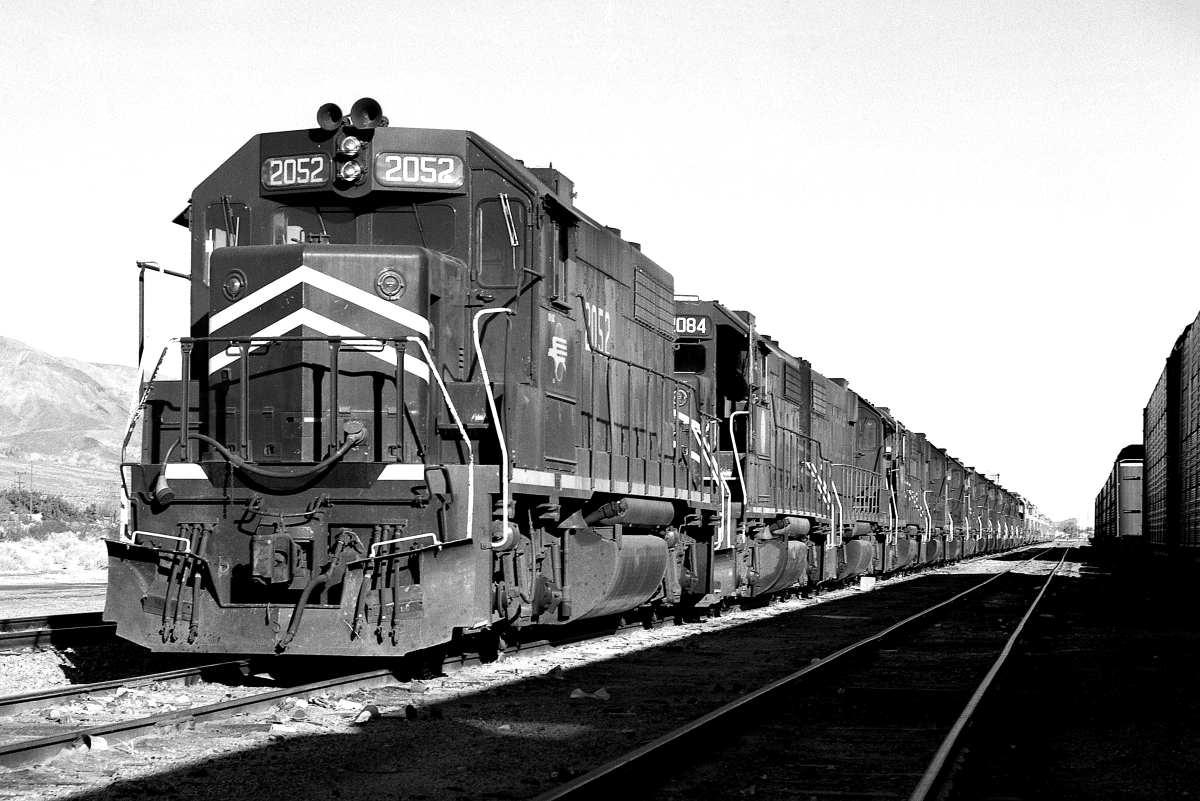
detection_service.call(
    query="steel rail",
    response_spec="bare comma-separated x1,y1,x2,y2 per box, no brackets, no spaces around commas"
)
0,667,404,769
0,661,252,718
0,612,114,651
907,546,1070,801
533,545,1059,801
0,613,102,633
0,612,105,633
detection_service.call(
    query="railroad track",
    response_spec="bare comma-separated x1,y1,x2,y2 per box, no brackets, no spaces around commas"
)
0,666,405,769
537,545,1068,801
0,614,669,769
0,661,253,719
0,612,115,651
0,543,1047,775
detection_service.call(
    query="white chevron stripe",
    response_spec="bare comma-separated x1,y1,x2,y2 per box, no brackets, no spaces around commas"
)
206,308,430,382
211,264,431,337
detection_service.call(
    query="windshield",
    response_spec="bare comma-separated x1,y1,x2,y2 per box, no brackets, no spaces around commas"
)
270,203,456,252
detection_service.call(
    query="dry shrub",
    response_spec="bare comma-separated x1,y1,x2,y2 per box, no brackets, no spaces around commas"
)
0,531,108,574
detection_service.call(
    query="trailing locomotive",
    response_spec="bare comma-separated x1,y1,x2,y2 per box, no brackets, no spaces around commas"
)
107,100,1050,658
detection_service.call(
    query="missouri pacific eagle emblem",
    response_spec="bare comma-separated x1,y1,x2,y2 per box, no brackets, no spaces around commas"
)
548,322,568,382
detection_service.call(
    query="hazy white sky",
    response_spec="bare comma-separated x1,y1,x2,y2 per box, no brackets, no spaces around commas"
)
1,0,1197,522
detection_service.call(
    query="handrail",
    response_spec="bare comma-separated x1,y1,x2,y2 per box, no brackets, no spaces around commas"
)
120,338,180,542
370,533,442,558
405,336,474,544
473,308,515,550
177,332,427,464
922,489,933,541
965,480,974,540
768,405,836,522
803,461,837,547
680,411,731,548
945,483,954,540
575,294,719,503
131,530,191,555
129,332,475,521
727,410,749,520
136,261,190,364
830,477,844,542
830,463,884,518
887,470,899,544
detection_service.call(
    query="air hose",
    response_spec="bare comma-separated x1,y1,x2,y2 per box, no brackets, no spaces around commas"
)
187,428,365,480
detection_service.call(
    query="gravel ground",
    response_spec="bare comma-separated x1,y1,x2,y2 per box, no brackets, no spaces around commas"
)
0,546,1054,801
0,570,110,697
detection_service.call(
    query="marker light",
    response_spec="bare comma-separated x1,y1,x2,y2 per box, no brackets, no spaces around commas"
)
376,269,405,300
339,161,363,182
339,136,363,157
223,270,247,301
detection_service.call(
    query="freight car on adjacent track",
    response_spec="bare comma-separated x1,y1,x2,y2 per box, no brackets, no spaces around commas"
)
1130,311,1200,564
1093,444,1143,548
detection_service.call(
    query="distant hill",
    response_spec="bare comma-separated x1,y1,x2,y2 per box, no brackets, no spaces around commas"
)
0,336,136,504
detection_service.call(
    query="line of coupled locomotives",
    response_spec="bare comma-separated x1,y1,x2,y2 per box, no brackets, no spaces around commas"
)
1096,307,1200,565
106,99,1052,658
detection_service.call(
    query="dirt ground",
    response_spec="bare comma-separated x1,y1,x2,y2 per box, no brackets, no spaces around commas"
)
0,570,107,618
943,544,1200,800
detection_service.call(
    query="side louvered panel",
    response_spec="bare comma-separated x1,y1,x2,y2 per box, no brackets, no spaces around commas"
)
633,268,673,336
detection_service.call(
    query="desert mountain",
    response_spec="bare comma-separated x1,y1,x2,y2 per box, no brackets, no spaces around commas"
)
0,336,137,467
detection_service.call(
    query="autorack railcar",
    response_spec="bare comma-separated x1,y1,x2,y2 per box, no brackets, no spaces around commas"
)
1142,315,1200,563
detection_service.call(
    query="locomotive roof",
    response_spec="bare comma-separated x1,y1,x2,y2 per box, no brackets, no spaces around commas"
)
191,123,674,291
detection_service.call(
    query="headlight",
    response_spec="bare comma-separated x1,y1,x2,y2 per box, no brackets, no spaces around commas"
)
339,136,363,157
339,161,363,182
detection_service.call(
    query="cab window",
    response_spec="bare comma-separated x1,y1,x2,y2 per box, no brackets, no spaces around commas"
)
204,201,250,286
476,197,525,287
205,201,250,248
272,207,356,244
375,204,455,252
674,343,707,374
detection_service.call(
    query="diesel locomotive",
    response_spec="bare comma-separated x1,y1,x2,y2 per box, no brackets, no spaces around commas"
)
107,99,1051,658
